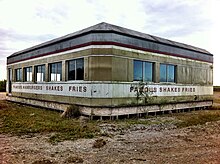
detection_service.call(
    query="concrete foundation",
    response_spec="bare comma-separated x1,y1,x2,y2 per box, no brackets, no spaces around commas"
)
7,96,212,119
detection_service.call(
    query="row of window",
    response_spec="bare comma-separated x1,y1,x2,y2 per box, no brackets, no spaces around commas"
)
15,58,84,82
15,58,175,83
133,60,176,83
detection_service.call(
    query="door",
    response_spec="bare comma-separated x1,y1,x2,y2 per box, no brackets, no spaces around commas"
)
8,69,12,93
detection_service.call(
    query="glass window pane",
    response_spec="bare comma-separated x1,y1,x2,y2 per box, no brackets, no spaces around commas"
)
68,60,75,80
133,60,143,81
51,73,56,81
36,65,45,82
51,63,55,74
50,62,62,81
42,65,45,81
19,69,22,81
144,62,153,82
57,63,62,81
37,73,41,81
76,58,84,80
56,74,61,81
24,68,27,81
16,68,22,82
36,66,39,81
16,69,19,81
68,58,84,81
167,65,175,82
26,67,32,81
160,64,167,82
50,64,53,81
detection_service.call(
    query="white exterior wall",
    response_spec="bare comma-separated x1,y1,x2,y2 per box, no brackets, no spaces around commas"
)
11,82,213,98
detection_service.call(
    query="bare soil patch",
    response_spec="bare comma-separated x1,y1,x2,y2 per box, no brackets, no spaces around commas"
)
2,120,220,164
213,91,220,106
0,92,6,100
1,92,220,164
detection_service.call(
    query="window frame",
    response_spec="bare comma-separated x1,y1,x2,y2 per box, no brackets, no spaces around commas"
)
24,67,32,82
35,65,45,82
67,58,84,81
133,60,154,82
160,63,176,83
49,62,62,81
15,68,22,82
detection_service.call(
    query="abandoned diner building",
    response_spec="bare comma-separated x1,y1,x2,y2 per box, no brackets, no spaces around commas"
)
6,22,213,118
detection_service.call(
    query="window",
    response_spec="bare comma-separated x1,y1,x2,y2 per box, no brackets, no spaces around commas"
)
133,60,153,82
134,60,143,81
68,58,84,80
35,65,45,82
24,67,32,82
15,68,22,82
49,62,62,81
160,64,176,83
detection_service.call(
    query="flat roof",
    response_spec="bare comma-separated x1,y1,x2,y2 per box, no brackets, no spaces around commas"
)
7,22,213,64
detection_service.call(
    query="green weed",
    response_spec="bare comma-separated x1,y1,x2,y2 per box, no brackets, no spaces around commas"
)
0,100,99,143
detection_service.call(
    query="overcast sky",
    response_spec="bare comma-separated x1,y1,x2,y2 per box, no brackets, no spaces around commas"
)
0,0,219,85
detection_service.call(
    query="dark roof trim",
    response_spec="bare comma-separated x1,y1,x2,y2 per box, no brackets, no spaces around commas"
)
7,41,213,65
9,22,212,58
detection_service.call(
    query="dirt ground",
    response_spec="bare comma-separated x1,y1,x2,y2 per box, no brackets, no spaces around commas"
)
1,93,220,164
0,92,6,100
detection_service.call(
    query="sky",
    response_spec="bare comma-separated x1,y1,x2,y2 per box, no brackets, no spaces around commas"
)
0,0,219,85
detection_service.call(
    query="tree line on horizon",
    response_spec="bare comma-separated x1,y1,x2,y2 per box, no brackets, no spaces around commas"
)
0,80,6,92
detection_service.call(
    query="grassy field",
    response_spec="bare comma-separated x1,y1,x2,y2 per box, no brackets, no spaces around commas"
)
1,93,220,143
0,101,100,143
214,86,220,92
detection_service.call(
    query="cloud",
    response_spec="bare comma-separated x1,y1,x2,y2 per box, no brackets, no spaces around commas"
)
0,59,6,65
0,27,56,64
140,0,212,37
0,27,56,81
0,28,56,43
0,0,218,84
35,3,68,22
85,0,149,33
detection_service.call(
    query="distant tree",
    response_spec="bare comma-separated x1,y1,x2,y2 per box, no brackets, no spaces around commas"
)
0,80,6,92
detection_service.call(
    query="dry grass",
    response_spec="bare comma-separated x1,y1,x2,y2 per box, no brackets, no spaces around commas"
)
175,110,220,128
1,91,220,142
214,86,220,92
0,100,100,143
